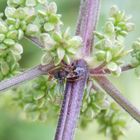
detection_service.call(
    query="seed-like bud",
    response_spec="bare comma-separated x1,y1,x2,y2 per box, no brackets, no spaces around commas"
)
110,5,119,17
126,23,135,32
49,2,57,14
40,33,55,49
107,62,118,71
26,0,37,7
11,43,23,55
44,22,54,32
0,34,5,42
26,24,39,36
104,21,114,35
0,22,8,33
5,7,16,17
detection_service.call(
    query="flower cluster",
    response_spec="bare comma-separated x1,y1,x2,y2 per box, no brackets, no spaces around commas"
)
40,28,82,65
79,81,126,140
0,0,82,81
96,103,126,140
131,38,140,77
80,81,107,128
12,76,62,121
94,5,134,75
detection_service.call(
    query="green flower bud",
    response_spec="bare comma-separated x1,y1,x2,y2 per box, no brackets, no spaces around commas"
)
49,2,57,14
33,91,45,100
11,43,23,55
40,33,55,49
0,61,10,75
52,32,62,42
18,29,24,40
37,0,46,4
0,22,8,33
57,47,65,61
68,36,82,48
24,7,36,23
94,31,105,40
104,21,114,35
41,53,53,65
38,10,46,17
24,103,37,112
7,0,24,7
4,39,15,46
6,18,16,24
95,50,106,61
107,62,118,71
26,24,39,36
126,23,135,32
0,43,7,50
64,54,71,64
110,5,119,17
0,34,5,42
105,51,112,62
5,7,16,17
44,23,54,32
7,30,18,40
26,0,37,7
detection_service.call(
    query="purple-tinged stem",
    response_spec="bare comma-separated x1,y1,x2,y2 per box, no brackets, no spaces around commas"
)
94,76,140,123
55,0,100,139
76,0,100,56
90,64,134,75
0,64,54,93
55,59,88,140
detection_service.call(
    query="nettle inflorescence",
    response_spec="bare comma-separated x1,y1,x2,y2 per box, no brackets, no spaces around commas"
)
0,0,82,80
94,5,134,75
0,1,140,140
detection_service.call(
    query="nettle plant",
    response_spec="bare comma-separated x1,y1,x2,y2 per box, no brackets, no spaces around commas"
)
0,0,140,140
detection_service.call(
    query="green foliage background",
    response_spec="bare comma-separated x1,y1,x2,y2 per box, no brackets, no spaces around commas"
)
0,0,140,140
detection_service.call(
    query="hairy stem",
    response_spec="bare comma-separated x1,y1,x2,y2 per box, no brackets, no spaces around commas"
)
55,59,88,140
76,0,100,56
0,64,54,93
95,76,140,123
24,36,43,48
90,64,134,75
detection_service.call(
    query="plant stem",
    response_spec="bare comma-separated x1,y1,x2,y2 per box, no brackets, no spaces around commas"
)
94,76,140,123
90,64,134,75
55,59,88,140
0,64,54,93
55,0,100,139
76,0,100,56
24,36,43,48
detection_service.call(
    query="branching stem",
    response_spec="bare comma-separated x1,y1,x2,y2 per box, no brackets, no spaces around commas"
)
55,59,88,140
95,76,140,123
0,64,54,93
76,0,100,56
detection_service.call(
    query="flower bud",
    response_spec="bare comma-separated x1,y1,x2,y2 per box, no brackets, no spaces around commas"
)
26,24,39,36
